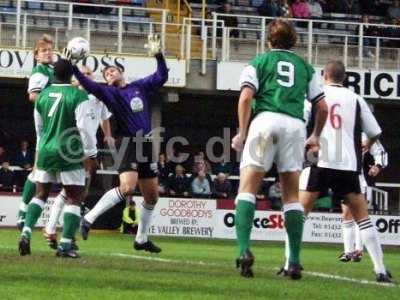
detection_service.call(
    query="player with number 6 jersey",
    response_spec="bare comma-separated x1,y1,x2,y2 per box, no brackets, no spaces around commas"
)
231,19,328,279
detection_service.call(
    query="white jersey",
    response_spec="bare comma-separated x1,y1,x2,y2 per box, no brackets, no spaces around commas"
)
317,84,381,172
75,94,112,154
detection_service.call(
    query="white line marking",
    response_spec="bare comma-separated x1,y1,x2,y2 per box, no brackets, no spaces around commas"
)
109,252,396,288
0,246,395,287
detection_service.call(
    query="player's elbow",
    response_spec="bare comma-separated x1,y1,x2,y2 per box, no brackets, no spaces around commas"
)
239,87,255,104
28,93,37,102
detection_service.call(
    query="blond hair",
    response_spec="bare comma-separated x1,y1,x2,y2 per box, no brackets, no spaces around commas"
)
34,34,54,56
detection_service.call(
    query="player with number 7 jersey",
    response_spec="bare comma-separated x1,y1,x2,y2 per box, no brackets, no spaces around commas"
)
35,81,95,172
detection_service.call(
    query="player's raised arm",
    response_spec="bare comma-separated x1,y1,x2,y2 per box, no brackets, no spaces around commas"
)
132,34,169,90
71,65,110,103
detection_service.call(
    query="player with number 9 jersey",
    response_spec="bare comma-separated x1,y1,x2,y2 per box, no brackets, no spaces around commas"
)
232,19,328,279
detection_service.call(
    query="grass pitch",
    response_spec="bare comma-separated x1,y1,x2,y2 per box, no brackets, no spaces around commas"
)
0,229,398,300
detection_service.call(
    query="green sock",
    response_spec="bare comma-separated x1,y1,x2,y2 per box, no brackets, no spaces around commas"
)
235,195,256,257
22,198,45,239
284,210,304,265
19,178,37,221
61,205,81,250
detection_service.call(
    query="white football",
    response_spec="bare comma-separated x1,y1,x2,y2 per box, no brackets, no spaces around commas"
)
67,37,90,60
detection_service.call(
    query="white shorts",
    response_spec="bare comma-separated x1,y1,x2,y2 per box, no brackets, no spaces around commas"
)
27,170,35,182
34,169,86,186
240,112,306,173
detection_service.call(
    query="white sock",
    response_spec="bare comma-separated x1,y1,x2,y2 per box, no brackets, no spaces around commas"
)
85,188,125,224
357,218,386,274
284,233,290,271
354,224,363,252
135,201,155,244
45,191,66,234
342,220,355,254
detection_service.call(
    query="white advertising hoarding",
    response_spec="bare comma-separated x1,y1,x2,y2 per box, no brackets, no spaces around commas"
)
1,195,399,245
0,48,186,87
217,61,400,100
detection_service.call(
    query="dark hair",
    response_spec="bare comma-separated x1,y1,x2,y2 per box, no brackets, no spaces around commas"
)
267,19,297,50
54,59,73,83
102,65,122,81
324,60,346,84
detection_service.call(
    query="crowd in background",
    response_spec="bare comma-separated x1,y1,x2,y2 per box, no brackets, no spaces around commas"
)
0,141,282,208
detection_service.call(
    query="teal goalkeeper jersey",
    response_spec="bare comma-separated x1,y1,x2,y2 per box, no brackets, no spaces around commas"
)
239,49,324,121
35,84,89,172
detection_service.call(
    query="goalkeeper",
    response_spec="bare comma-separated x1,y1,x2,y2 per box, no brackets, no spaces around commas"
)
65,34,168,253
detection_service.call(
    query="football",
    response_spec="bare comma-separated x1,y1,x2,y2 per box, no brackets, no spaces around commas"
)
66,37,90,60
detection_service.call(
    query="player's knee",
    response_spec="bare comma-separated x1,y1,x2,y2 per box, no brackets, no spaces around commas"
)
119,183,135,197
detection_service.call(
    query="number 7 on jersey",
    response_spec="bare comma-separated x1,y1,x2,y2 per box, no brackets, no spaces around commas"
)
48,92,63,117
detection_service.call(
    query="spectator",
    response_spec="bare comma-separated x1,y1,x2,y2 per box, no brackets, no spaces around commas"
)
340,0,360,15
168,164,190,197
217,1,239,38
255,181,268,201
193,151,212,173
120,199,139,235
388,0,400,22
292,0,311,18
191,160,213,189
191,171,212,198
258,0,280,17
213,172,232,199
12,140,34,170
383,18,400,48
268,178,283,210
0,161,15,192
158,152,172,194
212,157,233,176
279,0,293,18
308,0,323,19
0,146,9,164
362,14,379,58
318,0,335,13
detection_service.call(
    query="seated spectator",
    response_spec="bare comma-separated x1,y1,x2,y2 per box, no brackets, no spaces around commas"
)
158,152,172,194
292,0,311,18
388,0,400,22
308,0,323,19
217,1,239,38
120,199,138,235
190,160,213,188
168,164,189,197
12,140,34,170
0,146,9,164
0,161,15,192
258,0,280,17
213,172,231,199
255,181,268,201
191,171,212,198
383,18,400,48
342,0,360,15
193,151,212,173
212,157,233,176
362,14,380,58
318,0,335,13
279,0,293,18
268,178,282,210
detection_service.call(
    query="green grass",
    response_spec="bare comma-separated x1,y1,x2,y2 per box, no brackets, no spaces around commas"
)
0,229,398,300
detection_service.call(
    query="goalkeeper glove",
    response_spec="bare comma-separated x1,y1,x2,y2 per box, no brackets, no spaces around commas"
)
144,34,162,56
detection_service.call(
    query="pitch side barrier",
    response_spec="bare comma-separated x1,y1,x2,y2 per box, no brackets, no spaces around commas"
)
0,194,399,246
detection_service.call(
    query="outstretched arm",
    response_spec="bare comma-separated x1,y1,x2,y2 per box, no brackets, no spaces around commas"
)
133,53,169,90
72,66,110,103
